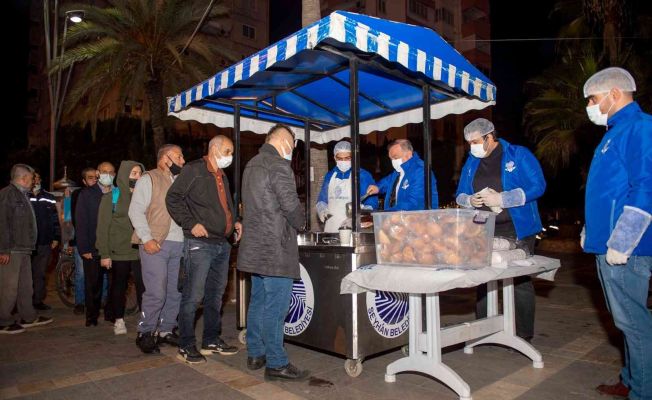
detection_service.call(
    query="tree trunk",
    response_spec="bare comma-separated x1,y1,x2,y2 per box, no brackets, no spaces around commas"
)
145,79,167,152
302,0,326,230
302,0,321,28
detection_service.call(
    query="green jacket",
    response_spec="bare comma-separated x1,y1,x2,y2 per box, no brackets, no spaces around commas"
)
96,160,145,261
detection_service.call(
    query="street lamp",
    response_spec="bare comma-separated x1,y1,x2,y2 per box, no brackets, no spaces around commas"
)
44,0,84,191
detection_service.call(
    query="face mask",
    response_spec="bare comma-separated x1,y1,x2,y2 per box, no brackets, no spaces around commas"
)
128,179,137,189
586,95,614,126
167,156,182,176
282,140,293,161
99,173,113,187
470,136,489,158
336,160,351,172
470,143,487,158
214,148,233,169
391,158,403,173
33,184,41,193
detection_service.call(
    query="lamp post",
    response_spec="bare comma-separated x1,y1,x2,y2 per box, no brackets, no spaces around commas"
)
44,0,83,190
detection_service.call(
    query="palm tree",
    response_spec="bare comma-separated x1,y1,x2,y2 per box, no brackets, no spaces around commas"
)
523,49,601,175
56,0,235,149
523,0,651,175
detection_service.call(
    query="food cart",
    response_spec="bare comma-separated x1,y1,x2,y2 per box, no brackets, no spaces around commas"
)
167,11,496,376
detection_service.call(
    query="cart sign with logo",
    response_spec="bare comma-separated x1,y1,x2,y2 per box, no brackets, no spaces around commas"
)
366,290,409,338
284,264,314,336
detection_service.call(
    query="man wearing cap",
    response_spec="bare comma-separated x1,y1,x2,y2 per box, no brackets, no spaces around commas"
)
455,118,546,341
366,139,438,211
581,67,651,400
315,141,378,232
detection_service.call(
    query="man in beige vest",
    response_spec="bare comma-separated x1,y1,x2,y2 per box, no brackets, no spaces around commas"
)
129,144,185,354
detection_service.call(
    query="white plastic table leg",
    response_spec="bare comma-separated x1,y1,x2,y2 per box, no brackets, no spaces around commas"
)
386,293,472,400
465,278,544,367
465,281,499,354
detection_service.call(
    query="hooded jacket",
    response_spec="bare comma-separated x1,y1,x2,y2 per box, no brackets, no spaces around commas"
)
96,160,145,261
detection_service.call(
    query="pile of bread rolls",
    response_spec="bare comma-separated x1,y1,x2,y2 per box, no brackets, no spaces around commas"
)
374,210,493,268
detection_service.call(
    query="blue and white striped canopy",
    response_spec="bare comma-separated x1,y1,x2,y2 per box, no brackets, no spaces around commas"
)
168,11,495,143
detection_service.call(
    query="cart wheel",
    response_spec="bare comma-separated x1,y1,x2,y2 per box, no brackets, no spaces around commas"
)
401,345,409,357
344,359,363,377
238,329,247,345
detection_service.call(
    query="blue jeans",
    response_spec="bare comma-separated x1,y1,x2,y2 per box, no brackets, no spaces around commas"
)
596,255,652,400
74,248,85,305
74,248,108,306
246,274,294,368
178,239,231,349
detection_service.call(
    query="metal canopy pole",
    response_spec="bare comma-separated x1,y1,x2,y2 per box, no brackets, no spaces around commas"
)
350,58,360,233
422,85,432,210
234,104,241,219
304,121,311,231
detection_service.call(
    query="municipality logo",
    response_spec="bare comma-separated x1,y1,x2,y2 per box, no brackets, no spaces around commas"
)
366,290,409,338
284,264,314,336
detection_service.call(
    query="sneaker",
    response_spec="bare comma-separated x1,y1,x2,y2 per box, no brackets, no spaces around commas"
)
20,316,53,328
114,319,127,335
0,323,25,334
200,338,239,356
136,332,160,354
158,331,179,346
178,346,206,364
73,305,85,315
33,303,52,311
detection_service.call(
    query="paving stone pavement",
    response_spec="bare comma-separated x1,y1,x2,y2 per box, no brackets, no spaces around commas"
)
0,250,627,400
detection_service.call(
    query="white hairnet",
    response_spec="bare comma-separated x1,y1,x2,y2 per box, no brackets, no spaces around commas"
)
334,141,351,155
583,67,636,98
464,118,494,141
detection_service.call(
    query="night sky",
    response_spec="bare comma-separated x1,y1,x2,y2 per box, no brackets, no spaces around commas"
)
8,0,562,145
2,0,587,184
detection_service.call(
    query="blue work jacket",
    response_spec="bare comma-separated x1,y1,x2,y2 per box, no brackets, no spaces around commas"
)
377,152,438,211
585,102,652,255
456,139,545,240
317,167,378,209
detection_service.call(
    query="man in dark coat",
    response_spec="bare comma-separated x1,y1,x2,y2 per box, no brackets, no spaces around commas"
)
166,135,242,364
0,164,53,334
238,124,308,381
29,172,61,310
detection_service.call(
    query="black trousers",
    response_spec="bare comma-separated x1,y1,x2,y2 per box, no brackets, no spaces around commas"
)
83,256,105,322
476,235,537,339
31,245,52,305
109,260,144,319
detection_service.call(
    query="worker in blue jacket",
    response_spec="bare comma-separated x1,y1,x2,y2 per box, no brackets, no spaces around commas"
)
366,139,438,211
316,141,377,232
581,67,652,400
456,118,546,341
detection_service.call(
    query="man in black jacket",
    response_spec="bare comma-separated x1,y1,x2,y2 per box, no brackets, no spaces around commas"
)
75,162,114,326
166,135,242,364
0,164,53,334
29,172,61,310
238,124,309,381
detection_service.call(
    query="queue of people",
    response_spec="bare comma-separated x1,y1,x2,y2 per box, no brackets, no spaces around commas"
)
0,66,648,393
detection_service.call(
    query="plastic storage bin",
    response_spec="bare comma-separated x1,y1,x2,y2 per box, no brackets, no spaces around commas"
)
372,209,496,269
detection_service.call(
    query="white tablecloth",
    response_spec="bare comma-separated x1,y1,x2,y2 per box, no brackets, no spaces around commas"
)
341,255,560,295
